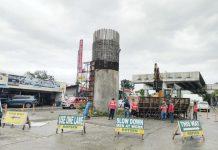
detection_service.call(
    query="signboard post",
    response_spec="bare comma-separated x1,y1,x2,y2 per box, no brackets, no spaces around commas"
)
56,115,86,134
2,111,31,130
115,118,144,140
172,120,205,142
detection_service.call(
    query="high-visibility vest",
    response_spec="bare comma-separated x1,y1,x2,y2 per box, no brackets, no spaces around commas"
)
109,100,116,109
160,105,168,112
194,105,198,112
131,102,138,111
168,104,174,112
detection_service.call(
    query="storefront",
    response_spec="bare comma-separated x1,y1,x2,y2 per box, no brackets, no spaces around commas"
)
0,72,66,106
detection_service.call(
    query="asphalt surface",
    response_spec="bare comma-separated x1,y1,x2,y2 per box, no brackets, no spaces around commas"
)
0,108,218,150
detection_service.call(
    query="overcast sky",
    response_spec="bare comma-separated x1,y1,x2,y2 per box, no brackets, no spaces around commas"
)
0,0,218,87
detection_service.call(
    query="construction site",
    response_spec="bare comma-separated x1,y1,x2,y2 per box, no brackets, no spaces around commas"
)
73,28,218,119
1,29,218,150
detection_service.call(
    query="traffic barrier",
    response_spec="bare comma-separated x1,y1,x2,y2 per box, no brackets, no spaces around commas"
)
4,104,8,113
21,104,25,111
115,118,144,140
50,103,55,113
56,115,86,134
172,120,205,143
32,104,36,115
2,111,31,130
206,107,209,119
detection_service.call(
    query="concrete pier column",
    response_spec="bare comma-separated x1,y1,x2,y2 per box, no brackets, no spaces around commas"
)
92,29,121,112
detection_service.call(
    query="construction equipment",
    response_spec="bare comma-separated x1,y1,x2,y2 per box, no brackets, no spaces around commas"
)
138,97,190,119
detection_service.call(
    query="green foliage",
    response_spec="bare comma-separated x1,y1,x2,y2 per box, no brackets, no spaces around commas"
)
77,108,83,115
136,89,145,97
202,93,212,104
121,79,134,90
90,109,124,117
116,108,124,117
212,90,218,97
92,109,108,117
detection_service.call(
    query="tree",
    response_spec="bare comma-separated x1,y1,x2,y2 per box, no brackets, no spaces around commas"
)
120,79,135,100
25,70,55,81
210,90,218,106
135,89,145,97
121,79,134,90
202,93,212,104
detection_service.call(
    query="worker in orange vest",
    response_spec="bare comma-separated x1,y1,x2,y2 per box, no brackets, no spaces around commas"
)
108,98,117,120
168,100,175,123
131,99,138,117
193,101,198,120
160,101,168,120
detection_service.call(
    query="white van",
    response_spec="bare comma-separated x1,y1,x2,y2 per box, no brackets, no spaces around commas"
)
198,101,210,112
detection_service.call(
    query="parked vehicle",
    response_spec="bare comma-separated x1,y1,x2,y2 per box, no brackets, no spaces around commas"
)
62,97,87,109
198,101,210,112
2,95,38,108
0,98,9,108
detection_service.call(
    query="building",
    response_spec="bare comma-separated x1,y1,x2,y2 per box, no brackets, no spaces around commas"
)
65,85,78,97
0,72,66,106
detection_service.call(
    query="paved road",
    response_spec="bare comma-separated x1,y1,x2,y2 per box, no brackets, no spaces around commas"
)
0,109,218,150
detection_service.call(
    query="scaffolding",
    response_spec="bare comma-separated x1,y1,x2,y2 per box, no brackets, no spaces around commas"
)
77,61,95,109
88,61,95,109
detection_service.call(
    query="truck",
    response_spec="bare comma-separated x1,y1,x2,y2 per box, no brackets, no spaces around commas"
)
61,96,87,109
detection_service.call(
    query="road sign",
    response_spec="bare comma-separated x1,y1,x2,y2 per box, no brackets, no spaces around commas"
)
2,111,31,130
115,118,144,139
173,120,205,142
56,115,85,134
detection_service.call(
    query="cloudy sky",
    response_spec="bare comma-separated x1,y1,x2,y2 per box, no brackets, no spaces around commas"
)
0,0,218,87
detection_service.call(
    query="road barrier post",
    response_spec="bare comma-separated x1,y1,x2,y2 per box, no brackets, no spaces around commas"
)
21,104,25,111
50,103,55,113
4,104,8,113
32,104,35,115
206,108,209,119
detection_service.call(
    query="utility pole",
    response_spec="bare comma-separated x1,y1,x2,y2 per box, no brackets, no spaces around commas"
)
76,39,83,97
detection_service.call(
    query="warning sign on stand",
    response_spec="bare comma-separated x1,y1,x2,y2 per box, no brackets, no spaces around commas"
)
56,115,85,134
173,120,205,142
115,118,144,139
2,111,30,130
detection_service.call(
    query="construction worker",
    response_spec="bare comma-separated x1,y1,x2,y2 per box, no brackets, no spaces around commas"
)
123,98,130,118
108,98,117,120
160,101,168,120
83,99,91,120
131,99,138,117
168,100,175,123
193,101,198,120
